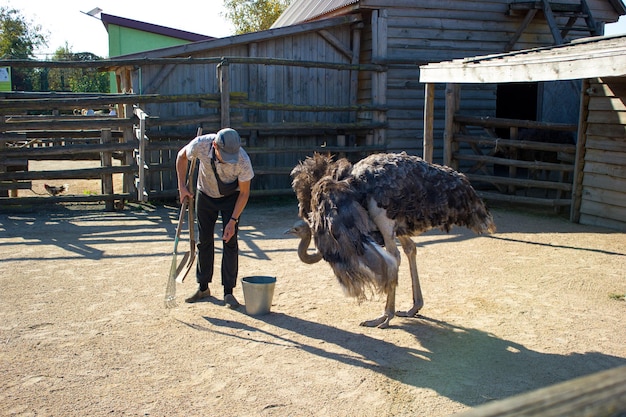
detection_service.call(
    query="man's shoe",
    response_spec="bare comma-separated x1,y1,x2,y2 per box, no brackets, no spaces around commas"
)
224,294,240,309
185,288,211,303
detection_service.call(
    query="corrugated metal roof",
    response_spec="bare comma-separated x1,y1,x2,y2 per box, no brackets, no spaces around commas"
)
419,34,626,83
272,0,359,28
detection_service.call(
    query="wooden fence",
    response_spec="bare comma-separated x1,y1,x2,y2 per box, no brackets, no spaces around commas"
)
454,364,626,417
442,90,578,210
0,57,388,208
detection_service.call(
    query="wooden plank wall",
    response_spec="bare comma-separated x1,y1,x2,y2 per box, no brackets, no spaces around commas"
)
130,26,366,194
376,0,618,159
578,77,626,231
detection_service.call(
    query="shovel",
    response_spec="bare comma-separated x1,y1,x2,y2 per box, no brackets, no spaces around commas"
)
164,198,188,308
163,128,201,308
175,157,197,283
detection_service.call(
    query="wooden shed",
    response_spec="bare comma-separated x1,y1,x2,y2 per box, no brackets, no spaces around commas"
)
2,0,625,205
109,0,624,192
419,34,626,231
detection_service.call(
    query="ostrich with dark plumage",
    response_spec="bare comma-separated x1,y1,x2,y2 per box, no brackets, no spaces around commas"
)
287,152,496,328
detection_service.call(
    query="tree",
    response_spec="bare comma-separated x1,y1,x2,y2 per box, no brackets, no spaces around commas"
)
0,6,47,90
47,43,109,93
223,0,290,34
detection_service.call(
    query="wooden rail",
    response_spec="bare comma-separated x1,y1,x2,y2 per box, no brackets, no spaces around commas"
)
444,113,578,210
454,365,626,417
0,54,389,207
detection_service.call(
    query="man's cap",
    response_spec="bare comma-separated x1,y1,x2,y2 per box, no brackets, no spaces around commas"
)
215,128,241,163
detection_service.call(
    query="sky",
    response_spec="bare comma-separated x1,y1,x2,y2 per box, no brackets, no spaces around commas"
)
4,0,626,59
3,0,236,58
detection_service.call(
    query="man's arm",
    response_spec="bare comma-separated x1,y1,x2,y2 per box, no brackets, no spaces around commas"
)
176,145,193,204
222,179,251,242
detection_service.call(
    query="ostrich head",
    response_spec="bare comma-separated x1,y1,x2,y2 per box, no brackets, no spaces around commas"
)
285,219,323,264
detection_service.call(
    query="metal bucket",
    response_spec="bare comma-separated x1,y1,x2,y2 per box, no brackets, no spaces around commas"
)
241,276,276,315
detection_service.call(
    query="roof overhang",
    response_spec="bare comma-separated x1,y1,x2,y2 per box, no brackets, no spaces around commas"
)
100,13,212,42
609,0,626,15
419,35,626,84
117,14,362,59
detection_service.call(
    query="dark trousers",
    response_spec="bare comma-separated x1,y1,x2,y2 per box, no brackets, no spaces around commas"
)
195,190,239,294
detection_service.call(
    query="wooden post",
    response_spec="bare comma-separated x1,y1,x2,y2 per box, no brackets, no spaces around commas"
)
454,364,626,417
218,59,231,128
371,10,387,146
248,43,259,146
120,69,133,118
100,128,114,211
134,107,148,203
423,83,435,163
444,83,460,169
349,24,362,126
122,127,136,198
508,126,519,194
570,78,590,223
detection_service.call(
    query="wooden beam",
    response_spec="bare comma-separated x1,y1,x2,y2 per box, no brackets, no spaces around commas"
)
219,60,231,128
571,78,590,223
542,0,564,44
423,83,435,162
454,114,577,131
100,129,114,211
453,365,626,417
318,29,353,61
505,9,538,52
444,83,460,168
419,39,626,84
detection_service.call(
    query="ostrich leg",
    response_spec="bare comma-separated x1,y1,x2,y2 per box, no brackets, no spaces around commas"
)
396,236,424,318
360,287,396,329
360,203,400,328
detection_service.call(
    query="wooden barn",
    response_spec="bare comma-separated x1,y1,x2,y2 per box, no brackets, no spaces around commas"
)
1,0,625,206
109,0,624,193
419,34,626,231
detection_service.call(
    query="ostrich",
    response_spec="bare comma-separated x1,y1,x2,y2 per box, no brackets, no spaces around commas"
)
287,152,496,328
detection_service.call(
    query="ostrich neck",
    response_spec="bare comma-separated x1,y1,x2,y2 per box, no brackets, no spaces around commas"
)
297,228,323,264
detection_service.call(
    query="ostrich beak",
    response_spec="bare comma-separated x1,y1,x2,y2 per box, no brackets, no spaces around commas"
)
285,219,308,236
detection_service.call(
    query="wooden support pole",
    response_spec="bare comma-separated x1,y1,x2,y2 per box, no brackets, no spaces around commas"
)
122,127,136,197
371,10,387,146
444,83,460,169
100,128,114,211
570,78,590,223
423,83,435,163
218,60,231,128
247,42,259,146
134,107,148,203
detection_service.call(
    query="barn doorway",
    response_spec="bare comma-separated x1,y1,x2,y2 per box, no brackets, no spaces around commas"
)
494,82,538,178
496,82,538,130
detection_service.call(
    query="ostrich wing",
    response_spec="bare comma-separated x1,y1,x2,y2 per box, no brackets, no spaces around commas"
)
310,176,398,300
351,152,495,236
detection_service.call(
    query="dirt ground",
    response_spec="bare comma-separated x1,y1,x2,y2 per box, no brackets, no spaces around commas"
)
1,175,625,416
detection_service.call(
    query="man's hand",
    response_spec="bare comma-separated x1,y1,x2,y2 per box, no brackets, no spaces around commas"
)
223,218,237,242
178,185,193,204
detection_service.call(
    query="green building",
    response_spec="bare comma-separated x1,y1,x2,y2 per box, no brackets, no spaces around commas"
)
99,13,212,91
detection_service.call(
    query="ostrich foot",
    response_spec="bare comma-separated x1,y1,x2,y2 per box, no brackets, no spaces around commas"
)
360,314,391,329
396,304,422,318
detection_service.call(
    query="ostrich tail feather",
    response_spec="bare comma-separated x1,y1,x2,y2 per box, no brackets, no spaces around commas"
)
328,241,398,301
470,208,497,234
